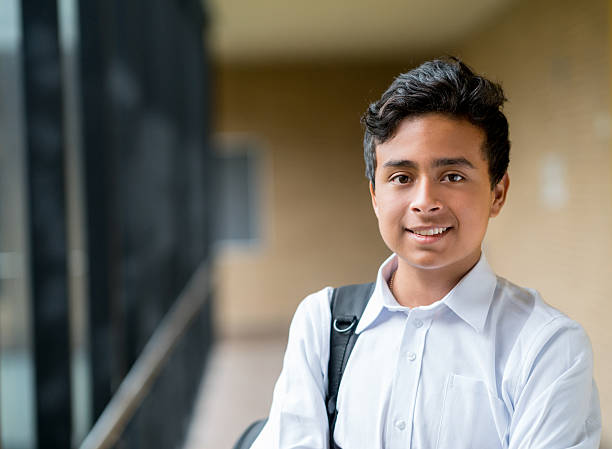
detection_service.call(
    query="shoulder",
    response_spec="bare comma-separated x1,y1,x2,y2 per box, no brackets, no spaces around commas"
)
291,286,333,330
286,287,333,353
495,275,590,347
282,287,334,384
494,277,594,391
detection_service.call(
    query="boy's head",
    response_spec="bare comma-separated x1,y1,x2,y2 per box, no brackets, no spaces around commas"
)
363,58,511,278
362,57,510,189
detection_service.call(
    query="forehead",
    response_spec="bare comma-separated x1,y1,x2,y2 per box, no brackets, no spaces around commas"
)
375,113,487,167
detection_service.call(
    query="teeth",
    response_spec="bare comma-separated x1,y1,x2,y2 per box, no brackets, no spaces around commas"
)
412,227,448,236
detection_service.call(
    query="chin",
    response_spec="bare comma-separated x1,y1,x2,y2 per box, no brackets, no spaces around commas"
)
408,260,453,271
397,253,453,270
402,250,481,274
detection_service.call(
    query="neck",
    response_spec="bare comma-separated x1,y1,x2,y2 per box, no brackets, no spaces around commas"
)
391,252,481,308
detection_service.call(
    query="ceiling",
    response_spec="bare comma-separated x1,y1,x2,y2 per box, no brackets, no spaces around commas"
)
206,0,518,62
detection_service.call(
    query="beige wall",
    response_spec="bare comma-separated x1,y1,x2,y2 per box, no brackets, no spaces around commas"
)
452,0,611,442
213,0,611,442
213,62,408,336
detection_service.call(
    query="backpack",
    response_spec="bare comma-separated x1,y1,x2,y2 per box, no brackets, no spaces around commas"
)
232,282,375,449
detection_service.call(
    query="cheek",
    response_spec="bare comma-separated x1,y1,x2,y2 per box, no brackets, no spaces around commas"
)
449,197,489,231
378,200,406,223
459,205,492,240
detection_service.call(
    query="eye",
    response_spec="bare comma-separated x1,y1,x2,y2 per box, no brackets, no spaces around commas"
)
390,174,412,184
442,173,465,183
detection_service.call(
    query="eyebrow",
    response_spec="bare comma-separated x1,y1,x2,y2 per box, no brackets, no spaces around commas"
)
432,157,475,169
382,159,418,169
382,157,475,170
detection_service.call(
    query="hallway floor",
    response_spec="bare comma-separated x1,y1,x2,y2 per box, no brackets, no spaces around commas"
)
183,337,287,449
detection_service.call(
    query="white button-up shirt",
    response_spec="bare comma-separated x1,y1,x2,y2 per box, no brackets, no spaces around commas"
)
251,254,601,449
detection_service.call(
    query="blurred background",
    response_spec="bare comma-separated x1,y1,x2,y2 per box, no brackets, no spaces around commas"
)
0,0,610,448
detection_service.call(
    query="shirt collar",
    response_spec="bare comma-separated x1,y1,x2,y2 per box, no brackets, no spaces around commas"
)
355,254,395,334
356,252,497,334
442,254,497,332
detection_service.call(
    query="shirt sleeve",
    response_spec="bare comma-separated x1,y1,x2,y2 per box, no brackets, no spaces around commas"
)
250,287,333,449
508,317,601,449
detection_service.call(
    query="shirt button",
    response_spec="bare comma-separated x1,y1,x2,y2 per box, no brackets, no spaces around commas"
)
394,419,406,431
413,319,423,328
407,352,416,361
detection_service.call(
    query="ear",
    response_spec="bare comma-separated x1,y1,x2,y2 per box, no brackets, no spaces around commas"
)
369,181,379,218
489,172,509,218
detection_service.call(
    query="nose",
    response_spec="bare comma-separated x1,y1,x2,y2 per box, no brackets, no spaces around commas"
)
410,178,442,213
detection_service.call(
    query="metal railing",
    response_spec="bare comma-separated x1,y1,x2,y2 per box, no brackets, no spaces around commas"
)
79,261,211,449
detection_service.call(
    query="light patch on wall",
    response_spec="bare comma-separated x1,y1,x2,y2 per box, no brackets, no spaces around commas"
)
539,152,568,210
593,112,611,144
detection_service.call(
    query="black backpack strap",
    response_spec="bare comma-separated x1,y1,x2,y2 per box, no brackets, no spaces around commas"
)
326,282,375,449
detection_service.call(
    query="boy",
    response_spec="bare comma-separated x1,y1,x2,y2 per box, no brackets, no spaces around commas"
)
250,58,601,448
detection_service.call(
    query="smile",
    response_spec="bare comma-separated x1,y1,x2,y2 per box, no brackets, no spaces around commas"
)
408,227,450,236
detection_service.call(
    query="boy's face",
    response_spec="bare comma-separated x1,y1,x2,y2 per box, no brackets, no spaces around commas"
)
370,113,509,277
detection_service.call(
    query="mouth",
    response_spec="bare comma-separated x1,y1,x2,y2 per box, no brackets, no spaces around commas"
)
407,227,450,236
405,226,452,242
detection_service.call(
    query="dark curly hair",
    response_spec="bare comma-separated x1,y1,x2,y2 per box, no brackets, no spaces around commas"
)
362,57,510,189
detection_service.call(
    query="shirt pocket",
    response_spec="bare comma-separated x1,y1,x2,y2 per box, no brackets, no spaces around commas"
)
435,374,507,449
